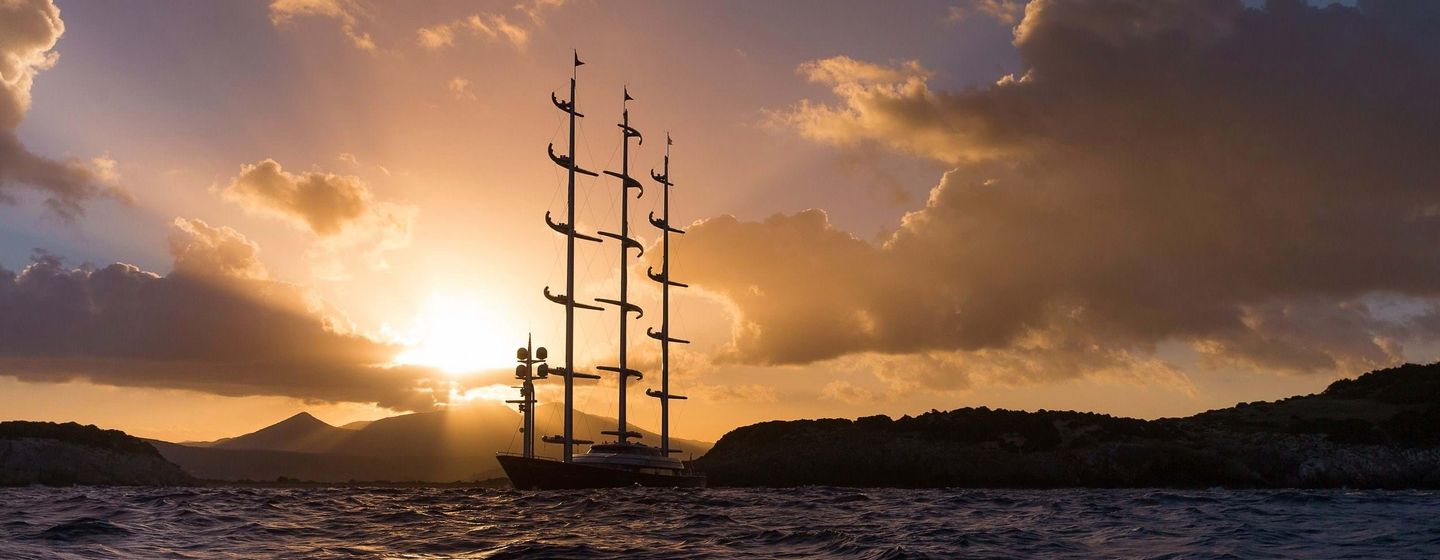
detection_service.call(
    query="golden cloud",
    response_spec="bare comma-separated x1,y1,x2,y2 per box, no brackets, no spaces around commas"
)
219,158,417,279
415,0,565,52
685,0,1440,389
0,219,447,411
268,0,375,51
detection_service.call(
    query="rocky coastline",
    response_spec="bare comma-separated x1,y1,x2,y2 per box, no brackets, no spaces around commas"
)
0,422,194,486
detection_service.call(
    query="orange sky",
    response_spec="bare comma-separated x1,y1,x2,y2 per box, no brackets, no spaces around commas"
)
3,0,1435,443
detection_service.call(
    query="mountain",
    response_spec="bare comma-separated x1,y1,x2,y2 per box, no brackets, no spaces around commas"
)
699,363,1440,488
208,412,356,453
1,421,194,486
157,403,713,482
147,441,445,483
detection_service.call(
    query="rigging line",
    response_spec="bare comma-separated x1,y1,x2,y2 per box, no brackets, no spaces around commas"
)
567,126,613,295
575,114,620,212
535,84,572,445
574,120,616,237
541,110,567,292
573,197,614,310
544,107,565,206
540,102,574,321
596,145,622,237
507,409,522,454
573,125,618,268
512,90,565,454
570,268,619,431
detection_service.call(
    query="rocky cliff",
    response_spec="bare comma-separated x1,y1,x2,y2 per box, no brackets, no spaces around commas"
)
0,421,194,486
698,363,1440,488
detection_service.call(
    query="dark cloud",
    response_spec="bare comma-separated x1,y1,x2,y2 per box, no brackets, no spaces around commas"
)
0,218,445,411
0,0,124,218
686,0,1440,381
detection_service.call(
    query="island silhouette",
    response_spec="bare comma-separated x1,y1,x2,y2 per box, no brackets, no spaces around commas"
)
6,362,1439,489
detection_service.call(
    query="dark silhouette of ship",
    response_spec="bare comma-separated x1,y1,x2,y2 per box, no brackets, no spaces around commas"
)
497,53,705,489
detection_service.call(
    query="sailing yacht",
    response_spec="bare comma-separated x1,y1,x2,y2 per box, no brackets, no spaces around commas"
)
495,53,706,490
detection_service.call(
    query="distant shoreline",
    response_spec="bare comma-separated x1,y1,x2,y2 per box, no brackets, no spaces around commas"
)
698,363,1440,489
6,363,1440,490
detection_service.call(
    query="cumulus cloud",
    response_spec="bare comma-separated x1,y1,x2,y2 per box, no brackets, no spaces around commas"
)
269,0,375,51
416,0,564,52
0,219,447,410
0,0,125,218
168,218,269,280
687,0,1440,387
219,159,416,278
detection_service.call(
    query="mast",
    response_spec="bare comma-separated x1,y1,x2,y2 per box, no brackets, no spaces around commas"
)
646,134,689,455
597,88,645,443
542,51,601,462
508,334,548,458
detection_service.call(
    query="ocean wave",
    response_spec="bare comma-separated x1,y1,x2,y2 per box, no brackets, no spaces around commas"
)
1,487,1437,558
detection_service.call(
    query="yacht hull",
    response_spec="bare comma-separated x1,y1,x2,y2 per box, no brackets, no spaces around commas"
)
497,454,707,489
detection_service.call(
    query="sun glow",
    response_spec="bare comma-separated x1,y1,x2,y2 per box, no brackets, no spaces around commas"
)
452,384,519,404
391,294,518,376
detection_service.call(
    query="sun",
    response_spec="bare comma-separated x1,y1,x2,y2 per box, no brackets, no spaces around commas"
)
391,294,517,376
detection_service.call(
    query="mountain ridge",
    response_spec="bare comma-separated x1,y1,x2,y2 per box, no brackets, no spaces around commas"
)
157,403,713,482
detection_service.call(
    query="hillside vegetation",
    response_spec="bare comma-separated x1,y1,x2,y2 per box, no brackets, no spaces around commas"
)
0,421,194,486
699,363,1440,488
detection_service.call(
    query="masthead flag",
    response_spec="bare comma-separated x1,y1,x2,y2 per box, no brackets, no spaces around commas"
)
574,50,584,67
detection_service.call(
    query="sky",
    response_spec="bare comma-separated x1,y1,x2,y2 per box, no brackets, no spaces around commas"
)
3,0,1438,444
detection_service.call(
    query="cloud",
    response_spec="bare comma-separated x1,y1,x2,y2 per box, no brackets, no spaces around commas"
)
948,0,1027,25
416,23,455,50
686,0,1440,388
418,14,528,51
168,218,269,280
222,159,371,236
768,56,999,164
0,219,447,410
416,0,565,52
689,383,778,403
0,0,125,219
219,158,416,278
820,380,877,405
269,0,375,51
516,0,566,24
448,77,476,101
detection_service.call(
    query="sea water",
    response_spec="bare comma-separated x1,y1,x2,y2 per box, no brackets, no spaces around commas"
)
1,486,1437,558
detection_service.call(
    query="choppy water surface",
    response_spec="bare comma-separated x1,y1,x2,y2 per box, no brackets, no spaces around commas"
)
2,486,1438,559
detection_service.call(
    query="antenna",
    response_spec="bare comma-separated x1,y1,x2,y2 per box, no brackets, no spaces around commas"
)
646,134,689,456
507,334,550,459
542,52,600,463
